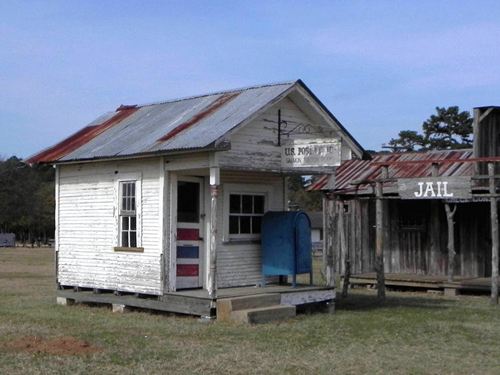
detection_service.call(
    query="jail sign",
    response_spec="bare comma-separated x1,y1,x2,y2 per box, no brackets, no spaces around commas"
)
398,176,472,200
281,138,341,168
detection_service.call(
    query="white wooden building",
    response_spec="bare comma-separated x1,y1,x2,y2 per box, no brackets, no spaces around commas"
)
28,80,365,319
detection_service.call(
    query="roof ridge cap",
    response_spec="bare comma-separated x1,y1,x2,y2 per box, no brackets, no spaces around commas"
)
125,80,298,109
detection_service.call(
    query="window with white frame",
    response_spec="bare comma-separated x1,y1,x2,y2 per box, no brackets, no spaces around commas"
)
119,181,137,248
229,193,265,238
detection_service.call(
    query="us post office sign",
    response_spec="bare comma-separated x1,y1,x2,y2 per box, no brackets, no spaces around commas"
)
281,139,341,168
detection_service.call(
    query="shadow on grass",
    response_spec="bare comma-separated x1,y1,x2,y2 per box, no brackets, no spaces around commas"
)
336,291,453,312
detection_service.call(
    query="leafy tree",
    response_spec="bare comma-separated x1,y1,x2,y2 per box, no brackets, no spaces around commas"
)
387,106,473,151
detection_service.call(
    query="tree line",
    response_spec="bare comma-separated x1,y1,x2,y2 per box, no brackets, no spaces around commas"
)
0,156,55,245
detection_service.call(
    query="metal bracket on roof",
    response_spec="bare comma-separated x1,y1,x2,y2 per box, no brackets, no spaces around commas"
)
262,110,336,146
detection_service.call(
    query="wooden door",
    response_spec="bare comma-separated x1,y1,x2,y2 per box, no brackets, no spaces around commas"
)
398,201,428,274
176,178,203,289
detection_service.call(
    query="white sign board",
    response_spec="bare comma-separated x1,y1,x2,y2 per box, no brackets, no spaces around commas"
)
281,139,341,168
398,176,471,200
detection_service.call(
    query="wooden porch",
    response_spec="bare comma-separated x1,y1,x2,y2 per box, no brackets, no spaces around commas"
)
348,273,500,296
56,283,335,318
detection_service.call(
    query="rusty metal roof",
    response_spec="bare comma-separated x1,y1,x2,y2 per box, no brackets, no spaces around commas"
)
27,81,301,164
309,149,474,195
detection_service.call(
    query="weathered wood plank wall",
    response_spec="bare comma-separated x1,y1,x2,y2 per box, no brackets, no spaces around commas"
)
335,199,493,278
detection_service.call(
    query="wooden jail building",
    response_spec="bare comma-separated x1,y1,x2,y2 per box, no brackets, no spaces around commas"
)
310,106,500,298
28,80,366,320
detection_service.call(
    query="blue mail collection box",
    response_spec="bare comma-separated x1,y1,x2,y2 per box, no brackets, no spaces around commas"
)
261,211,312,285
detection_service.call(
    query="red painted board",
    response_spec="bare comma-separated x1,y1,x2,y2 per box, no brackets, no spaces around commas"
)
177,264,199,277
177,228,199,241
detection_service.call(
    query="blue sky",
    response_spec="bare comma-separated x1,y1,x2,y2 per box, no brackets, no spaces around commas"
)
1,1,500,158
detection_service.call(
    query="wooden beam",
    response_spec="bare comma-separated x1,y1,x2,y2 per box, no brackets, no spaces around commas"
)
479,107,494,124
473,108,480,166
322,196,327,280
57,290,213,316
488,163,499,305
168,172,178,291
159,157,166,294
375,166,388,301
54,164,60,288
208,166,220,299
325,199,336,288
428,164,440,274
338,201,350,298
372,156,500,166
444,203,457,283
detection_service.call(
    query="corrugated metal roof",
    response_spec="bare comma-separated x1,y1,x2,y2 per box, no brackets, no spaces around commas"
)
27,81,298,164
309,149,474,194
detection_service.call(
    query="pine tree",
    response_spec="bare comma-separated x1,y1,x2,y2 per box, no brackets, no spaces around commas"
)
386,106,473,152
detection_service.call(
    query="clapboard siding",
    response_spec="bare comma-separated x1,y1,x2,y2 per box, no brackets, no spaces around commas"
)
57,158,163,295
219,97,339,171
216,171,284,288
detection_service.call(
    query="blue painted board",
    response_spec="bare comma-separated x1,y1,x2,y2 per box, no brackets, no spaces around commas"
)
177,245,199,259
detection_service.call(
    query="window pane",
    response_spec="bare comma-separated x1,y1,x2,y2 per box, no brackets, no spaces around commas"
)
230,194,240,214
254,196,264,214
229,216,239,234
177,181,199,223
252,216,262,234
242,195,252,213
121,182,136,212
122,216,129,230
130,216,136,230
121,232,129,247
130,232,137,247
240,216,251,233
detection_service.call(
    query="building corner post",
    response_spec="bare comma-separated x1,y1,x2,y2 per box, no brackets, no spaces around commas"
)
488,162,499,305
54,164,60,290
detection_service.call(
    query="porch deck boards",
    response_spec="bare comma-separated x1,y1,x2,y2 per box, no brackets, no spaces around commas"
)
172,283,331,299
57,284,334,317
349,273,498,293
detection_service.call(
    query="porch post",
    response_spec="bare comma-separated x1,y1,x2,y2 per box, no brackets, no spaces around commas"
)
375,165,388,301
208,166,220,299
430,163,441,274
444,203,457,283
488,163,499,305
325,196,336,288
339,200,351,298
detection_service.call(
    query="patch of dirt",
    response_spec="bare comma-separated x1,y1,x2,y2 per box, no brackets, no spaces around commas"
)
4,336,100,356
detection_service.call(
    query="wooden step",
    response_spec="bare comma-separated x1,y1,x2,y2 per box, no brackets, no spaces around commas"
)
231,305,296,324
217,293,281,321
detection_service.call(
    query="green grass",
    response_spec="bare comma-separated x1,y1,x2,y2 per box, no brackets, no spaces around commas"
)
1,248,500,374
